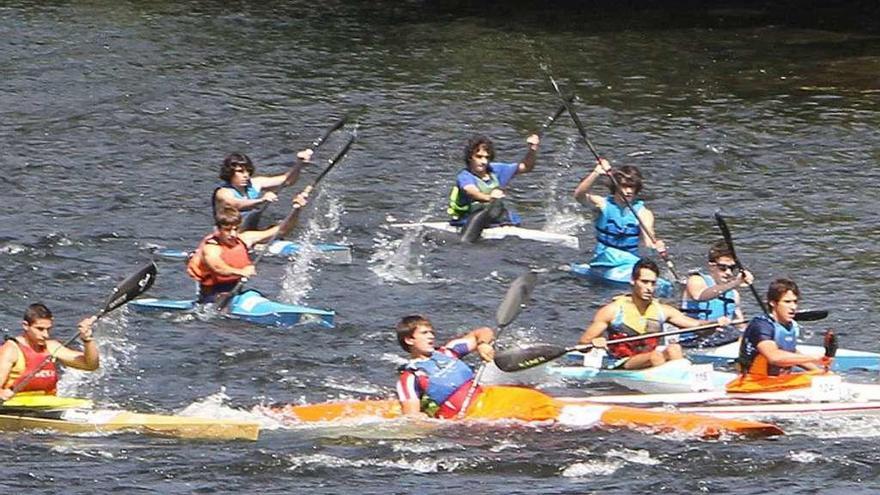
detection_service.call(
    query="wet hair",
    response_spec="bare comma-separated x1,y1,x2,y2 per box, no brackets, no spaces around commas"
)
464,136,496,167
214,207,243,228
707,240,734,262
767,278,799,305
23,303,53,324
632,258,660,281
219,153,255,182
609,165,644,195
396,314,432,352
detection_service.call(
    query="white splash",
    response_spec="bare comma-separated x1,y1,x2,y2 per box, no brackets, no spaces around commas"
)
561,459,623,477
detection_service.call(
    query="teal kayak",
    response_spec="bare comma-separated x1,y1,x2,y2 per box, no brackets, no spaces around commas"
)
568,262,674,299
128,289,334,328
550,356,733,393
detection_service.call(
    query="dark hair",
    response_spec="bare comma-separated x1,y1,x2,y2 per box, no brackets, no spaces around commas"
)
708,240,733,262
464,136,495,167
214,207,242,228
219,153,255,182
767,278,799,305
396,314,432,352
631,258,660,280
609,165,644,195
23,303,53,324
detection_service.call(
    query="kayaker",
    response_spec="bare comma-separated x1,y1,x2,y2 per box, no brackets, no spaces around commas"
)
728,279,831,392
0,304,98,400
678,240,754,347
578,259,731,370
447,134,540,226
572,158,667,267
188,192,309,304
213,149,313,231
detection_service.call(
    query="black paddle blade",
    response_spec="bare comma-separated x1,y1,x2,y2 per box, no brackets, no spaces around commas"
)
311,115,348,149
794,309,829,322
493,344,567,372
99,262,158,317
824,329,838,358
496,272,538,327
714,212,738,261
461,200,505,244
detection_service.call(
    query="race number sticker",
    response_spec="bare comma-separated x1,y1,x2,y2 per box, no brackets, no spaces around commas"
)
582,348,606,369
810,374,842,402
689,364,715,392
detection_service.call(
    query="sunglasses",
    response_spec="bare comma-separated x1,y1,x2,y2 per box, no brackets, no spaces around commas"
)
712,262,737,272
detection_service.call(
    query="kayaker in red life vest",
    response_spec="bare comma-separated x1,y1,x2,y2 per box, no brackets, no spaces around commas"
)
188,191,309,304
578,259,731,370
395,315,495,418
0,304,98,400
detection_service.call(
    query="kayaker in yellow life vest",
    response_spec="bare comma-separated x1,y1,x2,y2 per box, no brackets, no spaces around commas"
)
727,279,832,393
0,304,98,400
578,259,732,370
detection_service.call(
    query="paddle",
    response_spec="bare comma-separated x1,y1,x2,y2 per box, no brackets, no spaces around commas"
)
794,309,829,322
823,329,837,372
714,212,768,314
6,262,158,400
240,116,348,231
456,271,538,417
494,319,744,372
549,76,682,283
459,99,573,244
216,135,355,311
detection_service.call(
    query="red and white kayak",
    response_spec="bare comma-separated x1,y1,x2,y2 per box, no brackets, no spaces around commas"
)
264,385,782,438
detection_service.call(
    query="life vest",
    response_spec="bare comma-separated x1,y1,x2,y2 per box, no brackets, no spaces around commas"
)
678,273,737,344
402,351,474,417
594,196,643,256
186,233,251,288
605,295,666,358
3,337,58,394
737,315,800,377
213,181,262,230
447,170,501,220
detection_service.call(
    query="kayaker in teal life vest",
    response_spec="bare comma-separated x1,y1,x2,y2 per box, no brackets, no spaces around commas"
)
573,159,667,262
578,259,731,370
447,134,540,226
678,240,754,348
395,315,495,418
213,149,313,231
0,304,98,401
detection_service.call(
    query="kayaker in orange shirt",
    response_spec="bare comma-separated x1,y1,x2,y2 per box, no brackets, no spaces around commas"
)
0,304,98,400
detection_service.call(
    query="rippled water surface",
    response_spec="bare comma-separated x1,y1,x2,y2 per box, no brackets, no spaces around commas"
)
2,1,879,493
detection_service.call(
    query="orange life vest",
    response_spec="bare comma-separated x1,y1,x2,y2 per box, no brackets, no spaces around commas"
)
3,337,58,394
186,233,251,288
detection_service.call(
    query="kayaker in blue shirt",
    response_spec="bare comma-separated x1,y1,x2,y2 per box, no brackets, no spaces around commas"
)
213,149,313,231
447,134,540,226
678,240,754,347
573,158,667,266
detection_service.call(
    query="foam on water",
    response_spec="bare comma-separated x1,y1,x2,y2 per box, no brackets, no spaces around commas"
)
177,389,284,429
368,219,432,284
286,453,462,474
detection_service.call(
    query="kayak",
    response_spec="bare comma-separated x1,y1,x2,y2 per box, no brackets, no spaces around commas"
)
391,221,580,249
128,289,335,328
264,385,782,438
549,357,735,393
567,262,675,299
688,341,880,372
151,240,352,264
0,393,260,441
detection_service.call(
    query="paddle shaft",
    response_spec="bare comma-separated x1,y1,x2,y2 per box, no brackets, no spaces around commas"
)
218,136,355,310
715,213,768,314
575,319,746,354
549,76,681,282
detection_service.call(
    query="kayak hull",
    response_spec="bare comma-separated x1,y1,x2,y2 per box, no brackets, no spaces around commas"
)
568,262,674,299
688,341,880,372
391,221,580,249
129,289,335,328
550,358,735,393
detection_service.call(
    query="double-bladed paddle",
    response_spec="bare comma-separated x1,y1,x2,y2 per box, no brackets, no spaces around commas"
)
714,212,768,314
217,135,355,311
456,271,538,417
549,76,682,283
5,262,158,401
460,99,573,244
241,116,348,231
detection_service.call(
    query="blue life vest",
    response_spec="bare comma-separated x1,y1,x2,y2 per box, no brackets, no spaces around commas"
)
595,196,643,256
739,315,800,375
404,351,474,410
212,181,262,230
680,273,737,320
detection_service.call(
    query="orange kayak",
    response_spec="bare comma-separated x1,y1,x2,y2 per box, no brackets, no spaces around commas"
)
268,385,782,438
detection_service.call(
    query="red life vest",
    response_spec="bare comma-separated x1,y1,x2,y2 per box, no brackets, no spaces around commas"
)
5,337,58,394
186,233,251,288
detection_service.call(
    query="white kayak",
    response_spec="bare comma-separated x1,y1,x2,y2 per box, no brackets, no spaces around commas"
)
549,357,735,393
391,221,580,249
688,341,880,372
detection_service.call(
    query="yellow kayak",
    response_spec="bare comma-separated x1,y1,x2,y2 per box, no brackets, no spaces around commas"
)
0,392,260,441
268,385,782,438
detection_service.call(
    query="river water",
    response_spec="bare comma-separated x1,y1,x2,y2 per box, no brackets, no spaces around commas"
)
2,0,879,493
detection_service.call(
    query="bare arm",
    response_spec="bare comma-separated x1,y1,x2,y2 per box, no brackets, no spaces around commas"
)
202,243,256,278
516,134,540,174
573,158,611,208
756,340,824,370
214,188,274,212
461,184,503,203
577,304,615,345
0,342,19,399
664,305,730,330
51,317,99,371
251,149,314,190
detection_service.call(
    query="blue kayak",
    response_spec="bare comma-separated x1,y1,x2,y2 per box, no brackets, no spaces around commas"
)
151,241,352,264
128,289,334,328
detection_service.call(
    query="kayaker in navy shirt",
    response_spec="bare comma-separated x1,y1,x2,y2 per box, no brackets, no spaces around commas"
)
447,134,540,226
